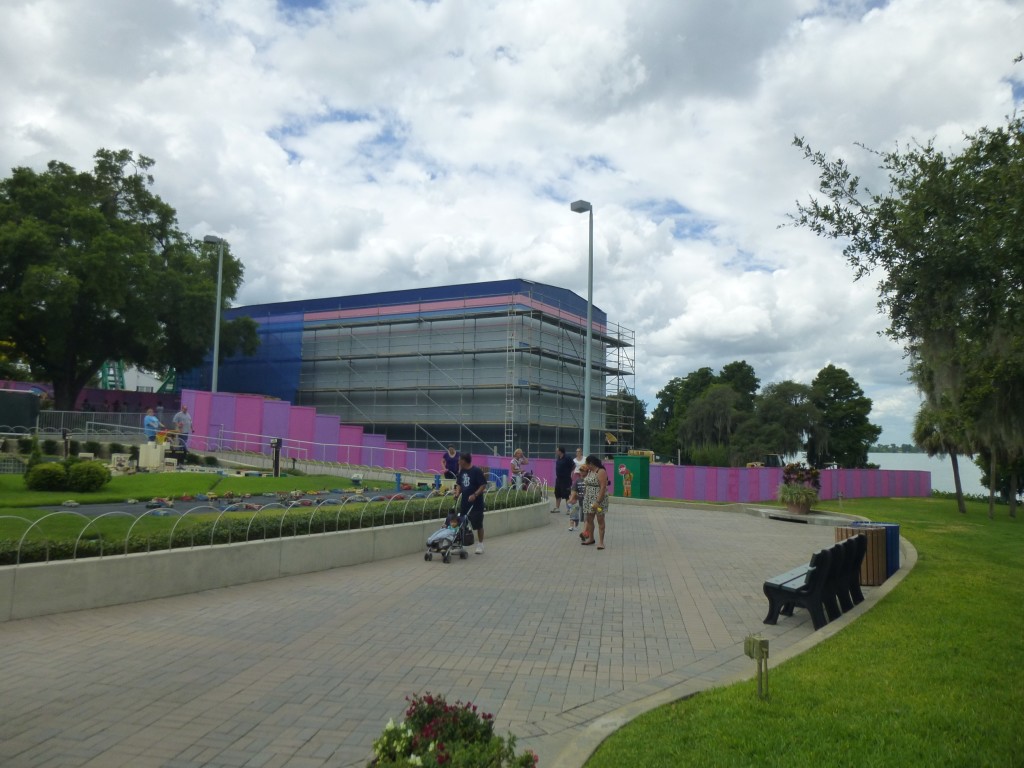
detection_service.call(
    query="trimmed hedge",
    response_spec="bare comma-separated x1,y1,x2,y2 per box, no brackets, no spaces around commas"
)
68,461,112,492
25,462,68,492
0,487,542,565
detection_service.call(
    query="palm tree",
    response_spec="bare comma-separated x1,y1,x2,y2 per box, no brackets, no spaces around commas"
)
913,402,971,515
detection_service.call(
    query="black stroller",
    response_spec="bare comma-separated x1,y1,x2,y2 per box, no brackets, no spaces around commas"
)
424,504,474,563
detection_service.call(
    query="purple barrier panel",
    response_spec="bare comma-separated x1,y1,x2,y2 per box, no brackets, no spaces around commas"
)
728,468,742,502
288,406,317,457
235,395,265,453
262,400,291,455
411,448,434,474
363,433,388,466
182,389,211,451
763,467,782,502
210,393,238,450
338,425,365,465
314,415,339,462
682,465,702,501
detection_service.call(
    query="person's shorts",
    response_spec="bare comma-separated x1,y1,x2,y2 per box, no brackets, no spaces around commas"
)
554,478,572,500
466,504,484,530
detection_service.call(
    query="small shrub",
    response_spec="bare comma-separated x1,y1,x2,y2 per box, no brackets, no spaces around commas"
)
69,439,81,455
84,440,103,457
25,436,44,474
42,438,60,456
68,460,112,492
129,445,139,460
204,455,220,467
370,693,537,767
25,462,68,491
18,437,32,454
109,442,125,455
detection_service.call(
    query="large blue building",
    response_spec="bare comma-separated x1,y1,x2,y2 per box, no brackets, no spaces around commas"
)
181,279,635,457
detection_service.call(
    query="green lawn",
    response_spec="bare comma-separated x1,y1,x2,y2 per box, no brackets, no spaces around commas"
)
0,471,395,509
585,497,1023,767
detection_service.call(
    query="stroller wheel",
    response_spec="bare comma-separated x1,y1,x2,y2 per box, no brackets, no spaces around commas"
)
424,552,432,561
443,553,451,564
459,550,468,559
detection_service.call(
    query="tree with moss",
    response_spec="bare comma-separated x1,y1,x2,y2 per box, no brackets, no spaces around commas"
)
792,116,1024,515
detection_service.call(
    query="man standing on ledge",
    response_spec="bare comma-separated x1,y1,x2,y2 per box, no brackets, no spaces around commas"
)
143,408,163,442
455,452,488,554
173,404,193,449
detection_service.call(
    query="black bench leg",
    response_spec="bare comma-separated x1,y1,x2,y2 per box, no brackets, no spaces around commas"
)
850,581,865,605
824,593,843,622
763,592,783,625
809,601,828,630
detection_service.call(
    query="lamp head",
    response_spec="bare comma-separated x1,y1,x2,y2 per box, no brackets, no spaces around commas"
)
570,200,592,214
203,235,226,245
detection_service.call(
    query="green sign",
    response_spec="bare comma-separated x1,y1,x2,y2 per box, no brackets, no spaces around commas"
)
611,454,649,500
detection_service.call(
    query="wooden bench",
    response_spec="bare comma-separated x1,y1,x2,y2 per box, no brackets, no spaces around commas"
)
762,534,868,631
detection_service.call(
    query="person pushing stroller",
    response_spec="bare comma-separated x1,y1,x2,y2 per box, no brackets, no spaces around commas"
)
455,452,488,554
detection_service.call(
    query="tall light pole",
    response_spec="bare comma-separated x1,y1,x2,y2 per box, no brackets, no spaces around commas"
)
570,200,594,458
203,235,227,393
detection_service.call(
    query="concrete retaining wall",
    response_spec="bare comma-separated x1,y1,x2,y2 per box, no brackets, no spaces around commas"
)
0,501,549,623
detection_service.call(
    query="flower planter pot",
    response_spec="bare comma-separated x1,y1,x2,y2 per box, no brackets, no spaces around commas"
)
785,501,812,515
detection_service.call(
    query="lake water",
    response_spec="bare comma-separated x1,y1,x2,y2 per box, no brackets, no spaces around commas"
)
868,452,986,495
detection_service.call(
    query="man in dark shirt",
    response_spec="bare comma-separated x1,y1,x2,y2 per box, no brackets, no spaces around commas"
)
455,452,488,554
551,446,575,514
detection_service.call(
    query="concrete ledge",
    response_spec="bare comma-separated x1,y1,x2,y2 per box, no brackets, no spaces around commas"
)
0,501,549,622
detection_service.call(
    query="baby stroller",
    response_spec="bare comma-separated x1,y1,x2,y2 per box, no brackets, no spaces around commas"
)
424,505,474,563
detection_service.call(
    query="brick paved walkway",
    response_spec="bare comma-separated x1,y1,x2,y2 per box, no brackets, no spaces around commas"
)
0,502,898,767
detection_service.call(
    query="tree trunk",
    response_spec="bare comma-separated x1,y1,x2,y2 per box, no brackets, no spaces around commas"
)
949,453,967,514
1010,468,1018,519
988,452,997,520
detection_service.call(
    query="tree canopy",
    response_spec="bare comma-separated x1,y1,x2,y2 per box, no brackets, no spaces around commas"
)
0,149,258,409
643,360,877,468
792,115,1024,515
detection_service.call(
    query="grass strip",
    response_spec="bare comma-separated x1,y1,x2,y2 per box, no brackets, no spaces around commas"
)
586,497,1024,768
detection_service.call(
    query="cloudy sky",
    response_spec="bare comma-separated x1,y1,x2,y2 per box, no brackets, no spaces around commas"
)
2,0,1022,444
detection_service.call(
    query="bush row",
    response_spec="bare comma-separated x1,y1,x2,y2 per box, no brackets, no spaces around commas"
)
0,488,542,565
25,460,112,492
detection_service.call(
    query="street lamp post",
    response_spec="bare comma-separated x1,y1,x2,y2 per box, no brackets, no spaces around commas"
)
203,235,227,393
570,200,594,458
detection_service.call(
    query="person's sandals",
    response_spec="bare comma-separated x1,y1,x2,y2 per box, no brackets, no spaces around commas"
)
581,539,595,545
597,545,605,550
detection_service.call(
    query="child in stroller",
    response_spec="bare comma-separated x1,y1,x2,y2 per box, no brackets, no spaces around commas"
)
424,506,473,563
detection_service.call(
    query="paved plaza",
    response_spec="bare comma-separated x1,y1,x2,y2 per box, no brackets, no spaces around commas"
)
0,502,905,767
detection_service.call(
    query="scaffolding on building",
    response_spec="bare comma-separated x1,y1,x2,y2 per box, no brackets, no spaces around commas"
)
295,290,636,458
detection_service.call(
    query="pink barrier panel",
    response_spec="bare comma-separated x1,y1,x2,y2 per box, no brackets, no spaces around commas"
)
184,391,211,451
337,425,365,465
234,395,265,453
648,464,930,502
